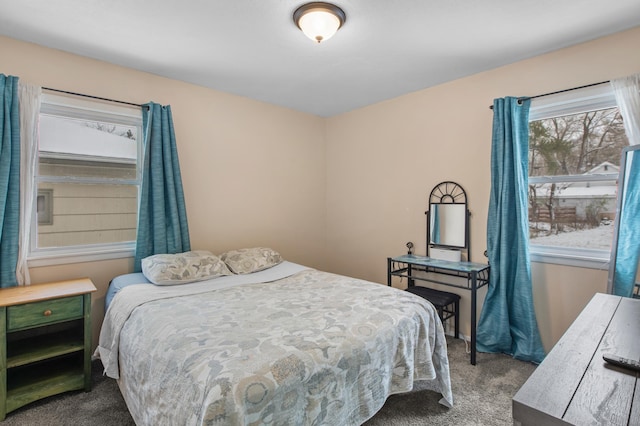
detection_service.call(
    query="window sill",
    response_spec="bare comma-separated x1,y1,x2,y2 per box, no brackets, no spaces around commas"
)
28,243,135,268
530,245,610,270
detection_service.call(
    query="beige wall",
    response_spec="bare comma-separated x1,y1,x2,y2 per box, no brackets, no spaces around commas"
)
1,26,639,353
325,26,640,351
0,36,327,348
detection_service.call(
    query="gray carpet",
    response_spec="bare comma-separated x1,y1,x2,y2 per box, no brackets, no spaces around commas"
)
2,337,536,425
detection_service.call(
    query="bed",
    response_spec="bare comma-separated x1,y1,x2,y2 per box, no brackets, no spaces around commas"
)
96,249,453,425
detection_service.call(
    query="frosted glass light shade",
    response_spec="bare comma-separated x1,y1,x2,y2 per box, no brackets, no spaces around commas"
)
294,3,346,43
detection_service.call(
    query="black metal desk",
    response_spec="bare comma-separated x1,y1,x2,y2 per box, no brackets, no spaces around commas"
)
387,254,490,365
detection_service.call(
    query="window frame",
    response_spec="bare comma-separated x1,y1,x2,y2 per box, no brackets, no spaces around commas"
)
528,84,621,270
28,93,143,267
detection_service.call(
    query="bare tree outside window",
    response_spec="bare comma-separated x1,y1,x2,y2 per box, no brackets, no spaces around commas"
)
528,107,627,250
84,122,137,140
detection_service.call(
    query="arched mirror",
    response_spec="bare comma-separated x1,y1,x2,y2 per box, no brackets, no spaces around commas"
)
607,144,640,297
426,181,470,260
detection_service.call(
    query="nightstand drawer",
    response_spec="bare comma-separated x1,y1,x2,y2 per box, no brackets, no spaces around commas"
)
7,296,84,331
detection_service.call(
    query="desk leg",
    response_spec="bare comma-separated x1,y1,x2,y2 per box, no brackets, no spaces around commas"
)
408,264,414,288
471,271,477,365
387,258,392,287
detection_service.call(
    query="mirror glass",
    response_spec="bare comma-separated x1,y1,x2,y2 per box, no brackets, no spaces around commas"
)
429,203,466,247
608,144,640,297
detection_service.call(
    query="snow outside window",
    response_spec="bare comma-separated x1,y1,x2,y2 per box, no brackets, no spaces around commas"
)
29,93,143,267
528,84,628,269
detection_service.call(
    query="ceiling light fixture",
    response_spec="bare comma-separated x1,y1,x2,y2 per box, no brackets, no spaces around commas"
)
293,2,346,44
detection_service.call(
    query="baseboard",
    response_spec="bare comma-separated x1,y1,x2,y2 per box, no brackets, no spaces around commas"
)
444,329,470,342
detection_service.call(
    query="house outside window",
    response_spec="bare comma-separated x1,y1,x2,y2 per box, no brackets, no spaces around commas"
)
29,93,143,266
528,84,628,269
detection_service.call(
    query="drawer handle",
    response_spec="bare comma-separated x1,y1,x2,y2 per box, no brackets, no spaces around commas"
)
43,309,52,316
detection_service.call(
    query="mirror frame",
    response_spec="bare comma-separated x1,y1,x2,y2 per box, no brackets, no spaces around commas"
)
426,181,470,259
607,143,640,296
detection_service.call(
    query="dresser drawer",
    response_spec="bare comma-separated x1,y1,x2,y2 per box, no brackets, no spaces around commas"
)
7,296,84,331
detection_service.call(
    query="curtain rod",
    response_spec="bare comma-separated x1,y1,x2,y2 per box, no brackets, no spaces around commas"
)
43,86,146,108
488,80,610,109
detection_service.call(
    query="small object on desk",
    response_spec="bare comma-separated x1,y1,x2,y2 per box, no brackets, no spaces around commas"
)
603,353,640,373
430,247,461,262
406,241,414,255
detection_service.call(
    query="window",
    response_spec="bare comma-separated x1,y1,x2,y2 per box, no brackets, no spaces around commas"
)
29,93,143,266
528,85,628,268
36,189,53,225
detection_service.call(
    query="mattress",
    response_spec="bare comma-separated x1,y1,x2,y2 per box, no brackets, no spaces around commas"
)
97,262,453,425
105,272,149,310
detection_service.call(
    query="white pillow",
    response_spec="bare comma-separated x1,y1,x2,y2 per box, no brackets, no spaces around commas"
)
141,250,232,285
219,247,283,274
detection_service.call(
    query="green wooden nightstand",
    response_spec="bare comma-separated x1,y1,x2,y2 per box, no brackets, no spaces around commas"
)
0,278,96,420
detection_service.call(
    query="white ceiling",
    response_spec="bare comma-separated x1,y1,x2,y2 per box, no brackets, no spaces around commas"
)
1,0,640,117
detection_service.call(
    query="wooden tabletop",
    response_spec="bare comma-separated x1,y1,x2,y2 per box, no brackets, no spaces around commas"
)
0,278,96,307
513,293,640,426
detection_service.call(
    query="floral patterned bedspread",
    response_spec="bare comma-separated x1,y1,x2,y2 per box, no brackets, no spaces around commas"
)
97,268,453,425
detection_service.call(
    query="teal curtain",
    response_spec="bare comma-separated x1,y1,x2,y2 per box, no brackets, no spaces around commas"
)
134,103,191,272
0,75,20,288
612,147,640,296
610,75,640,297
477,97,545,363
